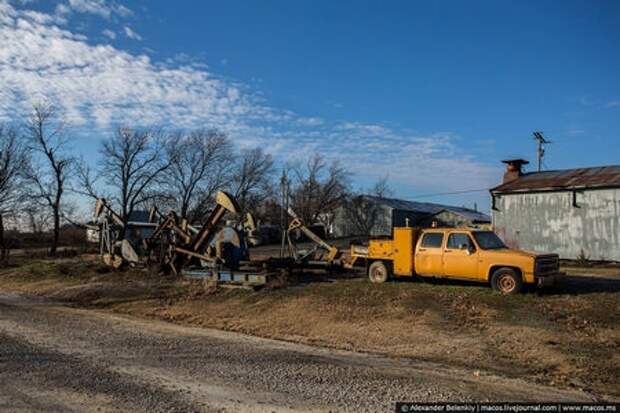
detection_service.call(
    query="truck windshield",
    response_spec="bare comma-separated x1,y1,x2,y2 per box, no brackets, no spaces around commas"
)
472,231,507,250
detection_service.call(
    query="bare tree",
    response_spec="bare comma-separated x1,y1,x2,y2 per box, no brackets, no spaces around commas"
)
25,103,75,256
164,129,233,220
98,127,172,225
75,157,105,201
342,176,392,236
24,205,51,234
0,125,30,260
289,153,350,224
230,148,275,214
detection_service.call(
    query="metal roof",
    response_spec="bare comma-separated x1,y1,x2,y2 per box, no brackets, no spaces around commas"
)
362,195,490,222
431,207,491,223
491,165,620,194
127,210,152,224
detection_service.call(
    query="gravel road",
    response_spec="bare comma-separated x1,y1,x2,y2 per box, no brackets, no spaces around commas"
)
0,294,593,413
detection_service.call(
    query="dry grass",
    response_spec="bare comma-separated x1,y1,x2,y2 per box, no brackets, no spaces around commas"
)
0,255,618,399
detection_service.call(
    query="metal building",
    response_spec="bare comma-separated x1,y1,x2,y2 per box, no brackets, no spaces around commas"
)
491,160,620,261
332,195,490,237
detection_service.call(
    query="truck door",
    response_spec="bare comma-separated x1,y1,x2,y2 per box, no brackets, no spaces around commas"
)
415,232,445,276
443,232,479,279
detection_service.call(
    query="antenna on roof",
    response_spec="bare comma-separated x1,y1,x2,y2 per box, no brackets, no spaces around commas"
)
533,131,551,172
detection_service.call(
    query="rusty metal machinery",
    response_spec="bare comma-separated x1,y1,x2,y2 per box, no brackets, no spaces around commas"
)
94,198,141,269
95,189,345,286
146,191,299,286
282,207,342,266
208,217,259,270
144,210,188,269
146,191,246,274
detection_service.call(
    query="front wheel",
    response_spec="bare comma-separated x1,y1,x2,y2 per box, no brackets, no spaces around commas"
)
368,261,390,283
491,267,523,295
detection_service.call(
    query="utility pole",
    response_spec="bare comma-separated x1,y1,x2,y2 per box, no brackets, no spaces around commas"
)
279,169,289,258
533,131,551,172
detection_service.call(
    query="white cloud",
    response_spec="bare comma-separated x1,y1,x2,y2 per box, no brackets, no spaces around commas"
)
606,100,620,108
56,0,132,19
296,117,323,127
123,25,141,40
0,0,499,197
335,121,391,137
102,28,115,39
566,128,585,136
578,96,593,106
0,3,255,129
21,9,55,24
317,126,498,191
54,3,70,15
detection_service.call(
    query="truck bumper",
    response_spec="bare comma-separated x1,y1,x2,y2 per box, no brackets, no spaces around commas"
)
537,272,565,287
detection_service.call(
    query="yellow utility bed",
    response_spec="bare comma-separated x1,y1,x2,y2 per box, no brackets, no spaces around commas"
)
348,227,420,275
367,227,420,276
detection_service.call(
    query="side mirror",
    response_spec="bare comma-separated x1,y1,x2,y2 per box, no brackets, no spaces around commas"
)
466,244,476,255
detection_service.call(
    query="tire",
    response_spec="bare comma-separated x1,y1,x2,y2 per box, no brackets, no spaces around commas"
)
491,267,523,295
368,261,390,283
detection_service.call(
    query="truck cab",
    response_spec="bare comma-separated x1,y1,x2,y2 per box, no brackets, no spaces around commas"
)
357,227,563,294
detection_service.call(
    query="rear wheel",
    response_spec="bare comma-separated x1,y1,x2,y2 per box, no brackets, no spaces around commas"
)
368,261,390,283
491,267,522,295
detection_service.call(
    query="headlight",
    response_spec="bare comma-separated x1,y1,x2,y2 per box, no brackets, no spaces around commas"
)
535,256,559,275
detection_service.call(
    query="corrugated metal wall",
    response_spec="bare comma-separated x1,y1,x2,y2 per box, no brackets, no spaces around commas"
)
492,188,620,261
331,204,393,237
426,210,481,228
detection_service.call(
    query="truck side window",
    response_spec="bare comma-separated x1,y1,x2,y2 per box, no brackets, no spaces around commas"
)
447,233,472,249
421,233,443,248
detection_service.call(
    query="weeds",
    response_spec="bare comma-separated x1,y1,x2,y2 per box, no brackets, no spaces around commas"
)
576,249,591,267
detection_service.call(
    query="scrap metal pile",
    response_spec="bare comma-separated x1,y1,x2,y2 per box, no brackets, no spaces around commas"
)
92,191,345,286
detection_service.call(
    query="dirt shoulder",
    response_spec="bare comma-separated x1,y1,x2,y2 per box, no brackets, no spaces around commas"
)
1,294,596,412
0,255,618,401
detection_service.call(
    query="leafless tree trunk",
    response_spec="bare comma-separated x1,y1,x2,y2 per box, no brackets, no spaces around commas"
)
0,125,29,261
99,127,171,227
24,103,73,256
25,204,51,234
342,176,392,236
164,129,233,221
289,153,350,225
230,148,275,214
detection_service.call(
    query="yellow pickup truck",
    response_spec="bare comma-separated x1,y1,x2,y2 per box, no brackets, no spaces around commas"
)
350,227,564,294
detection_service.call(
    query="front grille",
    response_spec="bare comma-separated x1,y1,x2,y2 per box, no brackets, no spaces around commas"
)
535,256,559,275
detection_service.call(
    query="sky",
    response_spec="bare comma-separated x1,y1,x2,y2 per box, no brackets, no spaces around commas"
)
1,0,619,214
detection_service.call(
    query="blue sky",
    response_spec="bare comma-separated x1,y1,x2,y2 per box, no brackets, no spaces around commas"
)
1,0,619,213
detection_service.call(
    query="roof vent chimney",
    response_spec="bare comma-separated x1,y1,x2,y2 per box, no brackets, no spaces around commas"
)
501,159,529,183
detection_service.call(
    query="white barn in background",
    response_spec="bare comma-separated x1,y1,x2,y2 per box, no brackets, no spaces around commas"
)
490,159,620,261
